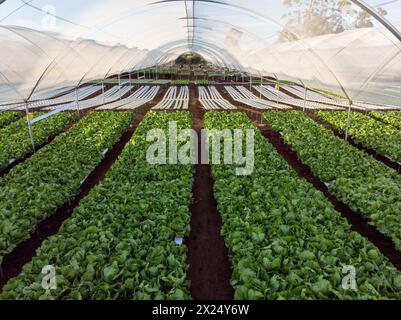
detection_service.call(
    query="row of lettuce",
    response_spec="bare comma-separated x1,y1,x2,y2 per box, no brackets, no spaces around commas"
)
0,111,194,300
0,112,134,265
370,111,401,129
1,109,401,299
264,111,401,252
317,110,401,163
205,111,401,299
0,112,77,171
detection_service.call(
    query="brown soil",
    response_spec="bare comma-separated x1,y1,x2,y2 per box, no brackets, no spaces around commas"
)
0,108,147,289
185,83,234,300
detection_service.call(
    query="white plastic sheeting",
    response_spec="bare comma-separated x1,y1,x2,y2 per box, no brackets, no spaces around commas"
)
0,0,400,106
153,86,189,110
225,86,290,110
97,85,160,110
198,86,236,110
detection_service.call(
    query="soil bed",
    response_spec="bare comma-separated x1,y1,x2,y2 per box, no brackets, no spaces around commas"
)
185,83,234,300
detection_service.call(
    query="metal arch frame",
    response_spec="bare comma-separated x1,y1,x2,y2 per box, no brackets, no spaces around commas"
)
152,0,353,100
3,0,401,104
154,41,233,68
155,38,235,61
153,41,232,69
156,48,225,68
351,0,401,43
182,16,269,47
160,49,226,68
106,41,229,76
30,42,120,101
151,0,401,102
152,38,241,67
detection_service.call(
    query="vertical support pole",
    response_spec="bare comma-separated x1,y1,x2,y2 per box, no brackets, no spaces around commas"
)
303,84,307,112
345,101,352,141
102,80,105,104
118,73,122,100
249,73,252,91
275,76,280,108
75,87,81,120
24,101,35,152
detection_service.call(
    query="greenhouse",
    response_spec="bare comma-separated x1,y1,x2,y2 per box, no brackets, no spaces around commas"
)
1,0,401,302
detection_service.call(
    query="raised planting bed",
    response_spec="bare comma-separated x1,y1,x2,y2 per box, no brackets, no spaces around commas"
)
264,111,401,252
0,112,78,171
0,111,194,300
205,111,401,299
0,111,134,264
317,111,401,164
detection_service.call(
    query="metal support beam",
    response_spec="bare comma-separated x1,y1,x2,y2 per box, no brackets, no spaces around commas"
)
351,0,401,43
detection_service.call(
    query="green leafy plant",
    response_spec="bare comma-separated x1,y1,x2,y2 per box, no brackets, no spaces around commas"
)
370,111,401,130
0,111,193,300
0,112,22,128
264,111,401,251
194,80,213,85
0,112,77,171
172,80,190,85
317,111,401,163
0,111,134,264
206,111,401,300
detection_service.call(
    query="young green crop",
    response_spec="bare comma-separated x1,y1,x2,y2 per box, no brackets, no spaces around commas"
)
194,80,213,85
172,79,190,85
264,111,401,251
0,111,134,264
0,111,194,300
317,111,401,163
206,111,401,299
0,112,77,171
370,111,401,130
0,112,22,128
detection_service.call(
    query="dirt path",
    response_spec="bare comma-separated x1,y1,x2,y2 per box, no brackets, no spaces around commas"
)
185,83,234,300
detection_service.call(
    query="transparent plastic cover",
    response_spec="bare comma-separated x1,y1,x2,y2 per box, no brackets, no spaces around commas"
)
0,0,400,105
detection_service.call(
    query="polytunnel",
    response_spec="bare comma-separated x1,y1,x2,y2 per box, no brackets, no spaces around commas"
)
0,0,399,105
1,0,401,303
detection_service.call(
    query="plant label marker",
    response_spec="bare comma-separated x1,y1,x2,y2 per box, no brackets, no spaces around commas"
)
174,236,183,245
80,175,89,186
101,149,109,157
